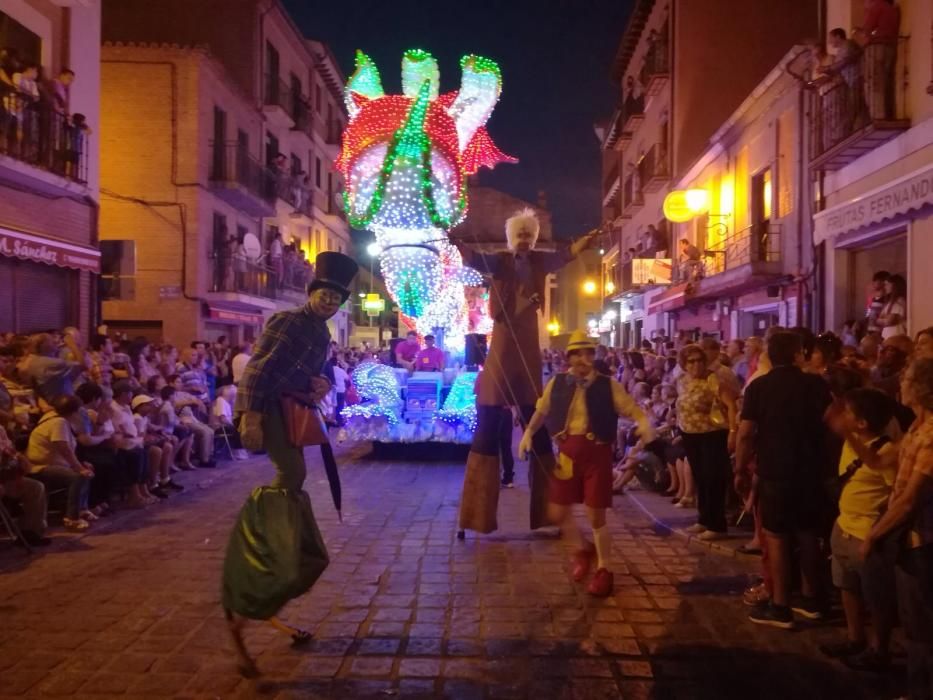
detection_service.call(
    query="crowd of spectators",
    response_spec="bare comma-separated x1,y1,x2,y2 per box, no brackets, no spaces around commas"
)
545,315,932,692
0,328,257,545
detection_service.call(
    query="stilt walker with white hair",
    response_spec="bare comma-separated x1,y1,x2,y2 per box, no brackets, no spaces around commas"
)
519,330,655,596
452,209,599,537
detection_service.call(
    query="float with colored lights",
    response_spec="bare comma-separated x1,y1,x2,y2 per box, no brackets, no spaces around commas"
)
334,48,513,450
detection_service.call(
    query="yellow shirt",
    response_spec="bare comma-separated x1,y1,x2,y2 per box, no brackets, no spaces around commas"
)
536,373,653,441
837,438,898,540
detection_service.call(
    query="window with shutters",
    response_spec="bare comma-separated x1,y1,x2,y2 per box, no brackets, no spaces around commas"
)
99,240,136,301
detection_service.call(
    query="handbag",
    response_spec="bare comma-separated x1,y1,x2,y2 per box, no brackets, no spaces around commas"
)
280,393,328,447
706,373,727,429
825,435,890,503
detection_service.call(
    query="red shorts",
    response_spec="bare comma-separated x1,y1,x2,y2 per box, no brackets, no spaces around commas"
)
548,435,613,510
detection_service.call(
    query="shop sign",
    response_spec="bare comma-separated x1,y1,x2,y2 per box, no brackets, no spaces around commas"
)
0,226,100,273
632,258,672,285
159,285,182,299
814,163,933,243
207,306,263,325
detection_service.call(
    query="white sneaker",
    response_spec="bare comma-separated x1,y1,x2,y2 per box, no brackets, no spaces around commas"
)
234,449,250,460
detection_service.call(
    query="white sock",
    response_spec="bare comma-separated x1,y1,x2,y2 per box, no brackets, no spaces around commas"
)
593,525,611,571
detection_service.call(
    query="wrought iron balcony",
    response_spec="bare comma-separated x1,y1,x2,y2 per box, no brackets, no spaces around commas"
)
0,86,89,184
621,173,644,218
640,35,670,97
208,141,276,217
263,73,298,128
808,38,910,170
640,144,670,193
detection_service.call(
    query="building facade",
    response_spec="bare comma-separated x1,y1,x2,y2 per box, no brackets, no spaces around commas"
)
98,0,352,346
552,248,602,347
0,0,101,334
814,0,932,338
598,0,819,347
652,50,813,340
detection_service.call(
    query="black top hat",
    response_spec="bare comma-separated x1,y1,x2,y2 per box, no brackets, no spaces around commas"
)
307,251,359,302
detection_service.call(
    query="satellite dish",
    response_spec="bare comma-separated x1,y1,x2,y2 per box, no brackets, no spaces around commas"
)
242,233,262,260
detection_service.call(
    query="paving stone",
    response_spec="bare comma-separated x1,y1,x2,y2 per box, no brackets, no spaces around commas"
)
398,657,443,677
346,655,395,677
356,637,401,655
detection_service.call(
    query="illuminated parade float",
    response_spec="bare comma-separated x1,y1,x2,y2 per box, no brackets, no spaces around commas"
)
335,49,514,446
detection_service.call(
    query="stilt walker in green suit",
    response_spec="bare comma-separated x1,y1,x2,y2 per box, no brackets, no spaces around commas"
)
222,251,359,677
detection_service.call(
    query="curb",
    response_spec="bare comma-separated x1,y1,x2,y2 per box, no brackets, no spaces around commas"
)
625,491,760,561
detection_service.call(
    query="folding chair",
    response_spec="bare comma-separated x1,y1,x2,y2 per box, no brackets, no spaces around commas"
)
213,427,236,461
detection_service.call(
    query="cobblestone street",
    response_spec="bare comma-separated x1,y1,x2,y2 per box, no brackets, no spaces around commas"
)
0,447,900,699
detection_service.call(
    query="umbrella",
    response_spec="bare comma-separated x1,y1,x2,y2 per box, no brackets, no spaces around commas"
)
319,439,342,522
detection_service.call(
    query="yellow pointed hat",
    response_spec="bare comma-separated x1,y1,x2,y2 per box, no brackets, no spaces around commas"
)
566,330,597,353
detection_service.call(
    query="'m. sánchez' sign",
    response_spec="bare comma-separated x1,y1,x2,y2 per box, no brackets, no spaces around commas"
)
814,163,933,244
0,226,100,273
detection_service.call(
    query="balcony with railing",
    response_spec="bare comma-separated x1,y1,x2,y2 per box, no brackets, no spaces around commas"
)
639,35,670,97
674,224,782,289
808,38,910,170
209,252,311,305
640,144,670,193
0,86,89,188
208,141,277,217
602,159,621,206
620,95,645,138
621,173,644,218
291,97,314,139
263,73,298,129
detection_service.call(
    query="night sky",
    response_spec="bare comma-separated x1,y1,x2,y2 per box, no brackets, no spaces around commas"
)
283,0,633,239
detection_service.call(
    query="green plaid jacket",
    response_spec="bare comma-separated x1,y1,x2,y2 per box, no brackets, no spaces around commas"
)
235,306,331,414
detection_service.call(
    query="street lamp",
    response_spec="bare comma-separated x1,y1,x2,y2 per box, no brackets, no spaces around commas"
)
605,281,616,295
546,320,560,335
582,279,597,296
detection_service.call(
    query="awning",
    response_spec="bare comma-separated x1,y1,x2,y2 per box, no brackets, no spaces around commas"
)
647,283,691,314
207,306,263,326
0,226,100,273
814,162,933,244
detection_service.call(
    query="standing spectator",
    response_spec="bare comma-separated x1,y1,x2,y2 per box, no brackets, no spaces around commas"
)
841,319,859,347
821,388,898,670
269,232,284,290
701,337,741,396
232,342,253,385
809,333,844,378
856,0,900,121
47,67,74,115
727,339,749,386
331,359,349,427
865,270,890,336
738,332,833,628
862,358,933,699
678,238,702,281
827,28,865,132
675,344,738,540
744,336,764,379
414,334,445,372
26,395,93,530
878,273,907,339
233,235,249,291
213,336,232,387
871,334,913,400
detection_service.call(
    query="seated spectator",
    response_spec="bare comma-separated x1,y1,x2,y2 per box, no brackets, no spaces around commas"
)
132,394,182,498
0,424,49,546
212,385,248,460
74,382,117,516
821,387,899,671
166,375,216,468
176,348,210,402
150,384,195,470
110,381,157,507
25,395,93,531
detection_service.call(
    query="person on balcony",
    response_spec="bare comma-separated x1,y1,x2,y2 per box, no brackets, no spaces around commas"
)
678,238,702,282
268,232,284,290
623,75,644,119
856,0,900,121
827,28,865,133
233,235,248,290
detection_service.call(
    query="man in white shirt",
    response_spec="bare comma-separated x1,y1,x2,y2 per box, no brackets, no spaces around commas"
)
232,343,253,385
332,362,349,426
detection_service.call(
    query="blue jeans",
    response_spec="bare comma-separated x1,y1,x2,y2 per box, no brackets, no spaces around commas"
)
33,465,90,519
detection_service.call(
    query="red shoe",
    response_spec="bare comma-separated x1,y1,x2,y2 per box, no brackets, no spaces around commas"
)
571,545,595,582
587,568,614,597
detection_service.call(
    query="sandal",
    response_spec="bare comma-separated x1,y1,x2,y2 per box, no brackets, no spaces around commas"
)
63,517,90,531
